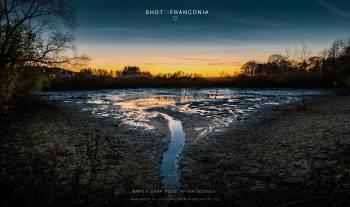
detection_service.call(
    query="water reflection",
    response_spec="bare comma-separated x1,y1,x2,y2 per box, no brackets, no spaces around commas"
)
116,97,177,109
45,88,332,135
160,113,185,190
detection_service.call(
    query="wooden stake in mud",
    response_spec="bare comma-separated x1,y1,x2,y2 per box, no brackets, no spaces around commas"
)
183,89,188,99
214,89,219,99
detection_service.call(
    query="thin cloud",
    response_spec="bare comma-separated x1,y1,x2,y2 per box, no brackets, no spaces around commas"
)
229,17,288,27
318,0,350,19
218,11,290,27
78,27,136,32
144,62,195,66
206,36,244,45
128,37,154,41
208,61,241,67
171,56,219,62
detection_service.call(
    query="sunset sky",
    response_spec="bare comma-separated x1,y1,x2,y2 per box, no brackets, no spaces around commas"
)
73,0,350,76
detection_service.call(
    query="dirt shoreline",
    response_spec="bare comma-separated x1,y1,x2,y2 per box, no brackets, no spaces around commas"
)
0,97,171,206
1,94,350,206
179,95,350,206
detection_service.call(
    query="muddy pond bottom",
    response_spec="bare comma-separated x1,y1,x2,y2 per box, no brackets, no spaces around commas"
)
160,113,186,190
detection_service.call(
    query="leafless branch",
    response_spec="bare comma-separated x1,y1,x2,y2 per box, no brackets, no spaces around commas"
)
0,0,88,69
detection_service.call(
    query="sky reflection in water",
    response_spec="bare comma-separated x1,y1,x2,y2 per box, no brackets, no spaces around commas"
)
46,88,332,133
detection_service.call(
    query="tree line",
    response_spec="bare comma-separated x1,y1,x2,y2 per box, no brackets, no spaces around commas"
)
78,66,203,79
240,38,350,87
47,38,350,90
47,66,227,90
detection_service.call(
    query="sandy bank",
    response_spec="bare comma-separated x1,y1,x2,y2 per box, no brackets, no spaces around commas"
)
180,95,350,206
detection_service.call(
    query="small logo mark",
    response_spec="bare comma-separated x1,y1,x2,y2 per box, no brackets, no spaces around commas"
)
172,16,178,21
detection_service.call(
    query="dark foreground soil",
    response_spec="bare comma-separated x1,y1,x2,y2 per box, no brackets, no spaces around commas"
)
0,97,170,207
180,95,350,207
1,94,350,207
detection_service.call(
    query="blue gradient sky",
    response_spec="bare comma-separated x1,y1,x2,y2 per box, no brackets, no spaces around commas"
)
73,0,350,75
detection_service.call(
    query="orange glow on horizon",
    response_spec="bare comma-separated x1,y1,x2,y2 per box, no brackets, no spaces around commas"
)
72,44,273,76
72,39,330,77
82,62,242,77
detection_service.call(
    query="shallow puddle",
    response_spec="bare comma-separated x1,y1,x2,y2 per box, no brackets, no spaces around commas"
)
160,113,186,190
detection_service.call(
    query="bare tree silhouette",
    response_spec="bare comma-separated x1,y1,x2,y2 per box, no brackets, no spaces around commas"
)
0,0,88,68
0,0,89,112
